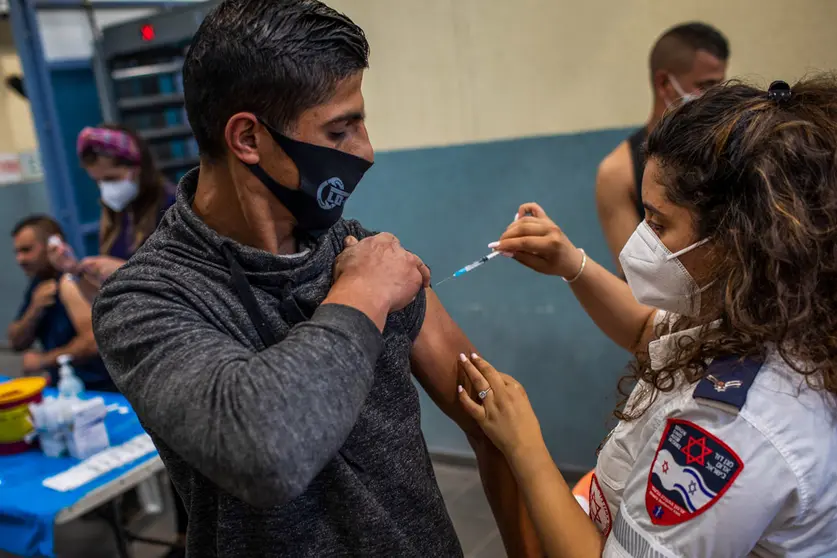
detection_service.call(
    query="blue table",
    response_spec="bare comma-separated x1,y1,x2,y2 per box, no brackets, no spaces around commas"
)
0,375,164,557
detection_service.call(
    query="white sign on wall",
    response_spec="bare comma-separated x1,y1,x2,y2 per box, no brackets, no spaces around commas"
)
0,151,44,185
0,153,23,185
19,149,44,181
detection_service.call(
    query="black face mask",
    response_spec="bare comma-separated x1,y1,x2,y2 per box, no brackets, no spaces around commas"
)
245,119,373,238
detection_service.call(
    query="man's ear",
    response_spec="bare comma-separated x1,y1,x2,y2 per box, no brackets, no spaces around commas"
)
224,113,261,165
653,70,671,101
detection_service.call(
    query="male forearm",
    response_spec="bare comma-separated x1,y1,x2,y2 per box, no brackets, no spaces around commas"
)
472,436,544,557
323,279,391,332
97,300,384,508
40,334,98,368
8,306,41,350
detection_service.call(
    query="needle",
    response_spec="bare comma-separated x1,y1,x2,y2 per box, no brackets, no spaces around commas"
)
435,251,503,286
434,210,527,287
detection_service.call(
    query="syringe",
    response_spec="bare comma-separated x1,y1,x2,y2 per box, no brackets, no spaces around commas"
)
435,251,503,286
434,210,529,287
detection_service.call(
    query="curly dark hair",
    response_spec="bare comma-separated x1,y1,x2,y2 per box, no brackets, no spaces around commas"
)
617,75,837,420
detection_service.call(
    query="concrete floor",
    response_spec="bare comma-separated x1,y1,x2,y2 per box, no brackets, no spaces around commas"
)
0,349,580,557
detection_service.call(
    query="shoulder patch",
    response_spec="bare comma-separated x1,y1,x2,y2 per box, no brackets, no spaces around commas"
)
645,419,743,526
693,356,762,413
588,473,613,537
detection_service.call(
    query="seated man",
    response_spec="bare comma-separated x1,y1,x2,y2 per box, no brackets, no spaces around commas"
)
92,0,540,556
8,215,115,392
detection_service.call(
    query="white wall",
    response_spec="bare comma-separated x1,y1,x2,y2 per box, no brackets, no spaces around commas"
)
20,0,837,151
0,19,37,153
327,0,837,151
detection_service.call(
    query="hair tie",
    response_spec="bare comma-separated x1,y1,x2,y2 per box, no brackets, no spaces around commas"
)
767,80,792,104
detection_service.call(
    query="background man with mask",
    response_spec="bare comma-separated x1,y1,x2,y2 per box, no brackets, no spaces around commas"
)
92,0,539,556
8,215,114,392
595,22,729,274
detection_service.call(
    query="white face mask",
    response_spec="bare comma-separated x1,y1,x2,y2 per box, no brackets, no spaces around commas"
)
667,75,700,106
619,222,710,317
99,179,139,212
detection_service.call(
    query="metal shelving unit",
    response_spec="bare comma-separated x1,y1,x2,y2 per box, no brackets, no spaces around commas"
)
94,1,217,184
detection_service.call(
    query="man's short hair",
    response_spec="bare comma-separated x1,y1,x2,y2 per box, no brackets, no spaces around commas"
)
11,214,63,241
649,22,729,79
183,0,370,160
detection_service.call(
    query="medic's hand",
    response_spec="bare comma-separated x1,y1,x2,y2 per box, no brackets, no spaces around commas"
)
334,233,431,313
78,256,127,288
457,353,546,465
491,202,582,278
47,238,79,274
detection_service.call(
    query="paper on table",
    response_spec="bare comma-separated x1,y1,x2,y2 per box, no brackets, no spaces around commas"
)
42,434,156,492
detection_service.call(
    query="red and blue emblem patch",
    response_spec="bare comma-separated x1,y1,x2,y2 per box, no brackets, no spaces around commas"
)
588,473,612,536
646,419,743,526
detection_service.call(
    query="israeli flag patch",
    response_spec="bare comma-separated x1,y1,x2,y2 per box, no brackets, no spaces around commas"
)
645,419,743,526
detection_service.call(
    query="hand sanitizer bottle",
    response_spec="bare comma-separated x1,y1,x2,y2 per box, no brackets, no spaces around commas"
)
57,355,84,399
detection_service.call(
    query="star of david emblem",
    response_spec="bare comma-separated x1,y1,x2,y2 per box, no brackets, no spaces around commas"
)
682,435,713,466
647,419,745,527
588,473,612,536
591,496,603,524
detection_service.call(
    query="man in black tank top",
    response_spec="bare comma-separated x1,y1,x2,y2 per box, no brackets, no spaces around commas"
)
595,23,729,276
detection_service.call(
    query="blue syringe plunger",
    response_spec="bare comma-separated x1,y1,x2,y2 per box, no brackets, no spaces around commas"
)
451,250,502,278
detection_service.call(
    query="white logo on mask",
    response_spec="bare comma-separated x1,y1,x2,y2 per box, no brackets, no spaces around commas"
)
618,222,710,317
317,177,349,210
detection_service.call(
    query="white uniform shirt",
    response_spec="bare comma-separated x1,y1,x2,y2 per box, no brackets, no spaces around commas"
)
590,312,837,557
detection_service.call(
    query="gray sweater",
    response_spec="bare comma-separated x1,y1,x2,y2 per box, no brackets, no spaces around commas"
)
92,170,462,557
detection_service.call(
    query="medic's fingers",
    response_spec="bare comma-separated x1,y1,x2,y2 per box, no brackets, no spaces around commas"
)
458,353,492,394
468,353,506,392
457,384,486,422
517,202,547,219
490,236,554,256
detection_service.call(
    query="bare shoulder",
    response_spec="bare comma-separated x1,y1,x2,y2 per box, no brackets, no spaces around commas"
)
596,140,634,192
57,274,83,302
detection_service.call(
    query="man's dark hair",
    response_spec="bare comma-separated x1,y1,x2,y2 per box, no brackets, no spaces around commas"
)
11,214,63,241
649,22,729,79
183,0,370,160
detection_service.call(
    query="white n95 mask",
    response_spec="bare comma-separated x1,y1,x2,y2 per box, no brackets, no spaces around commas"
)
668,75,700,106
619,222,709,317
99,179,139,212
